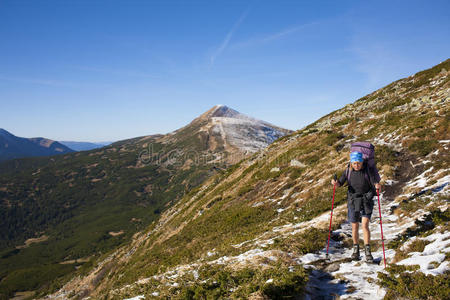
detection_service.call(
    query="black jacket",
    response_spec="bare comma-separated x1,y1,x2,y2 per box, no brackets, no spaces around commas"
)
338,165,376,214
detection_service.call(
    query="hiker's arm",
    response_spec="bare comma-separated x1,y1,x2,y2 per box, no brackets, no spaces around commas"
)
373,168,381,191
332,172,346,187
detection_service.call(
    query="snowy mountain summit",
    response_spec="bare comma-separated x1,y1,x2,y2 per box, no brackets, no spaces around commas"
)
195,104,292,154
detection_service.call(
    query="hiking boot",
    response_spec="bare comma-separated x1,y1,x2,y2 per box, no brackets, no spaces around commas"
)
351,244,360,261
365,244,374,263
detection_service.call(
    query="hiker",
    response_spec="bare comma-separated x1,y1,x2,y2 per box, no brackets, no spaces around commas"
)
331,151,381,262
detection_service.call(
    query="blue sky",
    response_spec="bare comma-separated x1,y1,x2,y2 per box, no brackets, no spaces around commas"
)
1,0,449,142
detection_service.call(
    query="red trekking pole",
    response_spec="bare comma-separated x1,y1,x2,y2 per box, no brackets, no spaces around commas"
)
377,188,386,268
326,174,337,258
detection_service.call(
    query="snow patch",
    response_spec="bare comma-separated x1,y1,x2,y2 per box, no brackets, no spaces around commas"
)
210,116,287,153
397,230,450,275
405,167,434,188
384,179,397,186
124,296,145,300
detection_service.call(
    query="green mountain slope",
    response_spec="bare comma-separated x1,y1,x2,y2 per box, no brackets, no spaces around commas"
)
45,59,449,299
0,106,291,299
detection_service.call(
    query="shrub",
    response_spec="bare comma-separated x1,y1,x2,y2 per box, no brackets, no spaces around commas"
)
271,227,328,255
177,263,308,299
303,153,321,166
378,264,450,300
375,97,412,114
253,168,282,181
323,132,345,146
285,167,305,179
376,145,399,166
409,58,450,89
408,139,439,157
334,118,352,127
238,185,254,197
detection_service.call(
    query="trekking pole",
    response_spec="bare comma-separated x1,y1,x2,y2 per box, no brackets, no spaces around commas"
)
377,188,386,268
326,174,338,258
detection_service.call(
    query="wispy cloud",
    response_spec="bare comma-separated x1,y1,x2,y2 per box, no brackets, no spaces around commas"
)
352,44,389,89
0,74,76,87
230,21,319,50
209,9,249,67
349,33,405,91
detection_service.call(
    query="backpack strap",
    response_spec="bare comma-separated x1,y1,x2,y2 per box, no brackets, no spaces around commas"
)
365,165,376,191
346,163,351,185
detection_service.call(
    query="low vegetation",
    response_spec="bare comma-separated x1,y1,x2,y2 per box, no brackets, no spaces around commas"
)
378,265,450,300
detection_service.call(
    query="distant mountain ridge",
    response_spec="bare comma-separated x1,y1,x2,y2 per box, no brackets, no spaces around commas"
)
59,141,113,151
0,129,74,162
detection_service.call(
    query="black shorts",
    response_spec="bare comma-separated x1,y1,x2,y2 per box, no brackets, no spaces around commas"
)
347,199,373,223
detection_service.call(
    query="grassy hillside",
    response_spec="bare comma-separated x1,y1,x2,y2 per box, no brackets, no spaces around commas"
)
45,59,450,299
0,132,224,298
0,106,293,298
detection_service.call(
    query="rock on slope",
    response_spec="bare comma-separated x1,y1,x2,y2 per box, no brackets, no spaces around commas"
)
44,60,449,300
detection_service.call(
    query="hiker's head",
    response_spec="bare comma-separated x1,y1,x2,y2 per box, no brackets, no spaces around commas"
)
350,151,363,171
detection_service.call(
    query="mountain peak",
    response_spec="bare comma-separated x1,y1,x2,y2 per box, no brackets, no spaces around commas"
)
209,105,240,118
198,104,244,120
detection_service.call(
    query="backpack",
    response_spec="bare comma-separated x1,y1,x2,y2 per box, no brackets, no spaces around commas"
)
345,142,381,188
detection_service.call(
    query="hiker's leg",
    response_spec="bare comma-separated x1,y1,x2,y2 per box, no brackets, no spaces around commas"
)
362,217,370,245
352,222,359,244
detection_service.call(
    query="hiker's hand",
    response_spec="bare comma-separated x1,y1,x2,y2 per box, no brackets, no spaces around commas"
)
331,179,337,186
375,183,381,191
